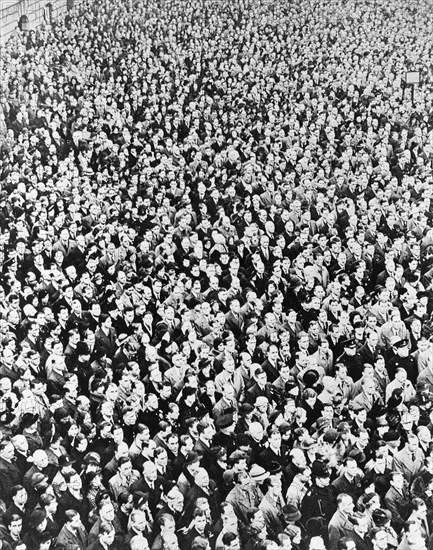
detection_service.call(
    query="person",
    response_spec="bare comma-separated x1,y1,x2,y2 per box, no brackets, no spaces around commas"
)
328,494,355,550
86,521,116,550
2,0,433,546
384,473,411,534
56,509,88,550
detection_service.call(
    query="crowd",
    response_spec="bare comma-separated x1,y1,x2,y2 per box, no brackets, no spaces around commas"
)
1,0,433,548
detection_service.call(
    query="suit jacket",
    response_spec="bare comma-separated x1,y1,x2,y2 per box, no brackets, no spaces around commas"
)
258,445,288,471
130,475,163,514
0,457,22,505
384,485,411,532
351,390,383,413
392,447,425,483
245,382,276,406
261,359,280,383
417,366,433,390
224,311,245,341
95,327,118,358
328,509,355,550
226,483,262,524
56,524,88,550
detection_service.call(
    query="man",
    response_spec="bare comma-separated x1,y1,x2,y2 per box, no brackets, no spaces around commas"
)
370,527,391,550
301,461,336,523
226,470,262,525
384,472,411,533
88,495,124,547
130,460,163,515
124,510,151,549
392,434,425,483
108,456,140,502
260,475,285,538
351,376,383,413
245,368,276,407
185,467,220,524
261,345,281,384
258,425,287,471
386,368,416,405
331,457,363,501
328,494,355,550
87,522,116,550
407,498,430,541
214,355,244,401
0,514,23,547
0,439,22,506
2,485,28,529
56,509,88,550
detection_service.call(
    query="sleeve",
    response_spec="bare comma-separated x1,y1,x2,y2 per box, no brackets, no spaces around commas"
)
328,522,341,550
384,493,407,532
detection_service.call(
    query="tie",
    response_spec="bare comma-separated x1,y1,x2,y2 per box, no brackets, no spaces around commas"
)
412,452,416,462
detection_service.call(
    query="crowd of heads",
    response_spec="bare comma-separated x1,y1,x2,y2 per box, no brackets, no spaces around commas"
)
1,0,433,548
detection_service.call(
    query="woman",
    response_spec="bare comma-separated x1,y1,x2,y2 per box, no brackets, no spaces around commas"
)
301,389,322,428
82,470,104,522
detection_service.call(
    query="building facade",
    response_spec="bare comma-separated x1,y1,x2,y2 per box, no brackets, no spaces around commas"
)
0,0,84,45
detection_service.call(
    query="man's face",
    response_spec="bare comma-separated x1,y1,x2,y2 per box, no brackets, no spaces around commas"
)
101,502,115,522
340,496,354,515
9,520,22,537
169,492,184,512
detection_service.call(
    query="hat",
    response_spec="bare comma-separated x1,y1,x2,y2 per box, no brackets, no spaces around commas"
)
132,491,149,508
279,421,292,435
30,472,47,487
83,452,101,465
210,446,226,460
19,412,39,432
302,369,320,387
249,464,270,482
383,430,400,442
184,451,201,466
347,449,366,463
393,339,409,349
255,396,268,408
216,414,235,430
373,508,391,526
76,341,90,355
29,509,47,528
268,462,282,475
282,504,302,522
342,338,356,348
230,450,247,464
337,422,351,434
300,437,317,451
311,461,330,479
314,418,331,435
58,455,75,468
323,428,339,444
240,403,254,415
116,333,130,346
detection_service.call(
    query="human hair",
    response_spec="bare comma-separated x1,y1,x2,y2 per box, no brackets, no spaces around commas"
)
192,537,209,550
338,538,356,550
7,513,22,527
65,509,79,523
411,497,426,512
222,532,238,546
10,485,25,498
337,493,351,506
99,521,114,536
158,513,175,528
